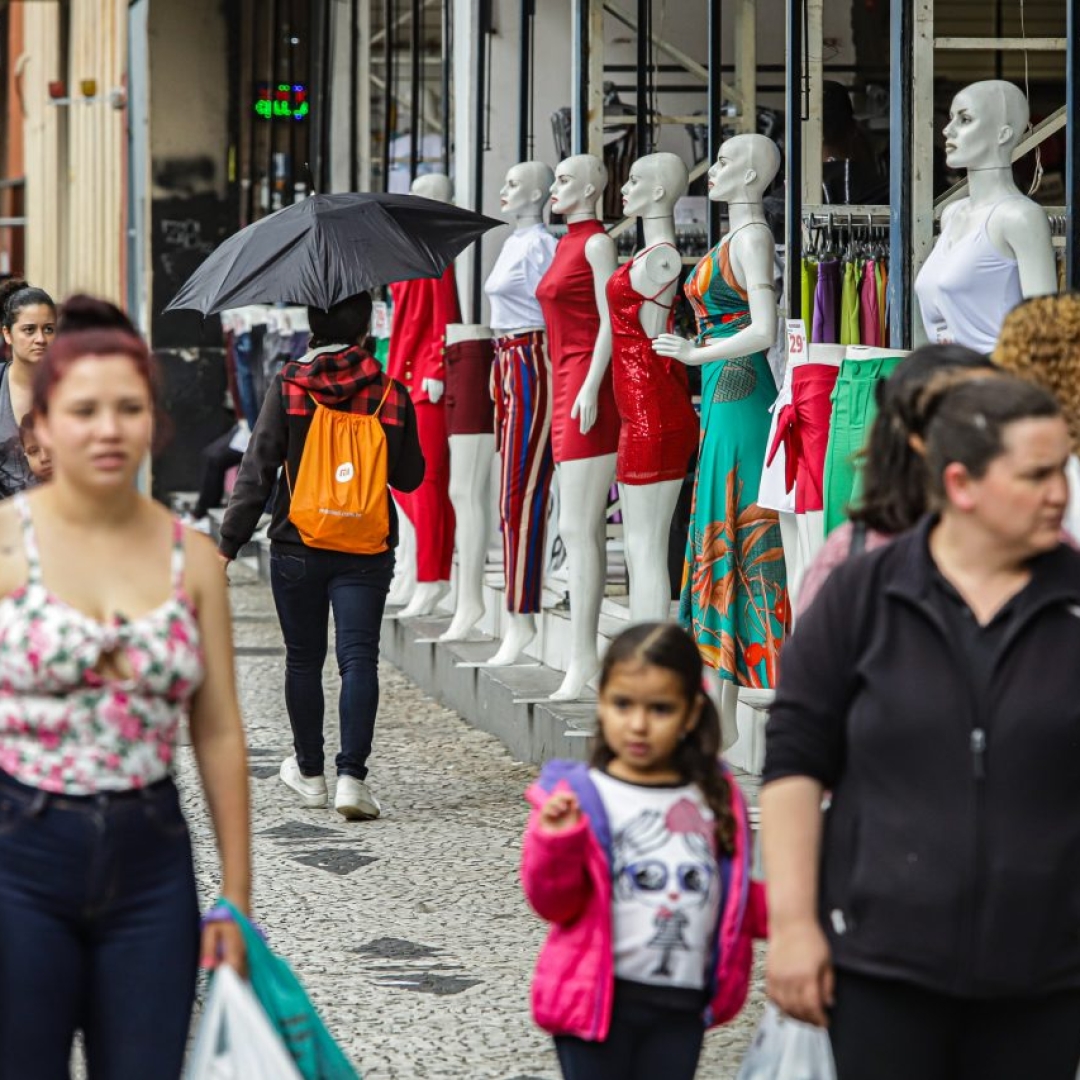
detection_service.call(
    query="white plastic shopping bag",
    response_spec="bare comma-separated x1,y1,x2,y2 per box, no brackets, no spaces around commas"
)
186,964,303,1080
736,1003,838,1080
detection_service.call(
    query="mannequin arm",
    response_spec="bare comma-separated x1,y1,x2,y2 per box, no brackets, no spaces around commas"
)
992,201,1058,299
571,232,619,433
630,244,681,340
653,230,777,365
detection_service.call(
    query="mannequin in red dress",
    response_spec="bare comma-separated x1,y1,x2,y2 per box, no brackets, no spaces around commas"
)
386,172,461,618
609,153,697,622
535,154,619,701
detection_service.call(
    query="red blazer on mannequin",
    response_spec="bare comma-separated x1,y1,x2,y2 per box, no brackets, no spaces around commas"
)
386,268,462,402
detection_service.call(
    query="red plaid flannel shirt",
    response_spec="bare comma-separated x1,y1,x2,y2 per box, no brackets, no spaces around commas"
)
279,345,409,426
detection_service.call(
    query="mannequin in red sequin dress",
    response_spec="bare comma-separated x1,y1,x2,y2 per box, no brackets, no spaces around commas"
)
608,153,698,622
535,155,619,701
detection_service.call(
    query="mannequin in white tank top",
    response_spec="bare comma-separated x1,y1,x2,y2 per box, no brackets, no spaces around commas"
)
915,81,1056,353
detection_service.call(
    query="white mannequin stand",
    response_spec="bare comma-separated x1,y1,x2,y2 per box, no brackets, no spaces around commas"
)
440,323,496,642
616,152,690,622
484,161,557,667
548,154,618,701
654,134,782,740
395,171,455,619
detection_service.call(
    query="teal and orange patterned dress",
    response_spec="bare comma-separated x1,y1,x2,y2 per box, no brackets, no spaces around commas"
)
679,237,789,686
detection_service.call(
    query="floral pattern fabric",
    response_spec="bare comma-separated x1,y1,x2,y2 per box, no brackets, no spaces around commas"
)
680,241,790,687
0,495,204,793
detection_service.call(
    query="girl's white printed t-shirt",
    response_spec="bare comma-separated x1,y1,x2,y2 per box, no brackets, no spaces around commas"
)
590,769,723,990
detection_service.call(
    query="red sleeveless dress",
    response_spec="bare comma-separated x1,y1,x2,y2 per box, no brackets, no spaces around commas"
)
606,254,698,485
535,220,621,463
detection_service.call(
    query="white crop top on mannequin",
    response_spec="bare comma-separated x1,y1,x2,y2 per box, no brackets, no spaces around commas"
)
484,223,558,333
915,198,1024,354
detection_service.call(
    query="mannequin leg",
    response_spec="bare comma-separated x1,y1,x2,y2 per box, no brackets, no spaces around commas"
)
486,613,538,666
551,455,617,701
386,503,417,607
486,333,554,667
778,511,801,613
441,434,495,641
620,480,683,623
397,402,454,618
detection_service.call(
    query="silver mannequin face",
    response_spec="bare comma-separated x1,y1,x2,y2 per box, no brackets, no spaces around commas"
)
706,144,749,203
620,161,661,218
942,87,1008,170
500,164,541,216
549,160,592,216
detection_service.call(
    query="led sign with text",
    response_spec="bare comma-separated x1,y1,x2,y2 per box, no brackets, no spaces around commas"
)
255,83,309,121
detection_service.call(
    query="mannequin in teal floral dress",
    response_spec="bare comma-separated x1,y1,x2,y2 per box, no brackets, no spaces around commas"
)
654,135,789,705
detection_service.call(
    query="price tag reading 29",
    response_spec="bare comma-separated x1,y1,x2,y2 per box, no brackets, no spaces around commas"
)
786,318,807,363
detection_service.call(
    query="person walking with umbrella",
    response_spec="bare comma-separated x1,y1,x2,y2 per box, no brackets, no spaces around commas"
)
218,292,424,820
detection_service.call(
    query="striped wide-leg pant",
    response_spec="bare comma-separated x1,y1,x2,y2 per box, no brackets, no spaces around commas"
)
493,331,554,614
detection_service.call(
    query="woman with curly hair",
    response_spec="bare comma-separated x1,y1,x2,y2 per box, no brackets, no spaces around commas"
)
994,293,1080,541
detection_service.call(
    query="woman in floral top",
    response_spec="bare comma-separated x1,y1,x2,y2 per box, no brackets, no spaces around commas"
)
0,296,251,1078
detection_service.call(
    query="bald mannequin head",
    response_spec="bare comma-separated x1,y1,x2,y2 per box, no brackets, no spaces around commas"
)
707,134,781,204
411,172,454,203
550,154,608,218
500,161,555,221
621,152,690,218
944,81,1030,169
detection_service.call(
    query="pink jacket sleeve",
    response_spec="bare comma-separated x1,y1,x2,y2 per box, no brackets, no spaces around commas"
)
521,811,594,926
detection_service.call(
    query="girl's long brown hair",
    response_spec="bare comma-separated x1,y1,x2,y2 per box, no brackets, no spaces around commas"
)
590,622,736,855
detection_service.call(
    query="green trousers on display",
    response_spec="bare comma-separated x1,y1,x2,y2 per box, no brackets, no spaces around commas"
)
822,355,906,534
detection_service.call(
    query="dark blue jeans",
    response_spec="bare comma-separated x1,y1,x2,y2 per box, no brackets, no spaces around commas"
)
270,545,395,780
0,771,200,1080
554,992,705,1080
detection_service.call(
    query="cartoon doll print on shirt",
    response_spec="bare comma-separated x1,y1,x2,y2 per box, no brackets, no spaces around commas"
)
610,796,721,987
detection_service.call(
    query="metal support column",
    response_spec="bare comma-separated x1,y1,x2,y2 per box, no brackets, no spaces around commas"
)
470,0,491,321
408,0,421,181
442,0,452,173
572,0,588,154
380,0,393,191
635,0,651,160
707,0,722,247
518,0,534,161
784,0,803,320
1068,0,1080,288
348,0,360,190
887,0,913,348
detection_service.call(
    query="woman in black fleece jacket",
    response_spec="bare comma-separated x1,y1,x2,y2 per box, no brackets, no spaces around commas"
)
762,374,1080,1080
219,292,423,821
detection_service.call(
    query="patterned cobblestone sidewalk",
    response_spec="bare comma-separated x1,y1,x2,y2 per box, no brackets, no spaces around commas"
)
179,560,765,1078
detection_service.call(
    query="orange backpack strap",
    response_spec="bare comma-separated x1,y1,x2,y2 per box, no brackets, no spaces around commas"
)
373,379,394,419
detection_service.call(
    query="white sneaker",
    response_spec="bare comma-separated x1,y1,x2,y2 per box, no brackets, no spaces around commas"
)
279,756,328,808
334,775,381,821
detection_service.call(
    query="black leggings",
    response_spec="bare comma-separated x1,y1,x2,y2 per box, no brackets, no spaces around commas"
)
830,969,1080,1080
554,996,704,1080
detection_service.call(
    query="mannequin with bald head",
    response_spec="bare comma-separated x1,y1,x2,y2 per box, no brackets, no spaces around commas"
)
534,152,619,700
653,133,790,736
611,152,698,622
915,80,1056,351
411,172,454,203
387,171,461,618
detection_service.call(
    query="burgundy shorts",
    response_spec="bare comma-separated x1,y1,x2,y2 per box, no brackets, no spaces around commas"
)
444,338,496,436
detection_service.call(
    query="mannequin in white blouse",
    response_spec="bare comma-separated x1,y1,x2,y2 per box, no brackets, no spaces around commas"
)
482,161,558,664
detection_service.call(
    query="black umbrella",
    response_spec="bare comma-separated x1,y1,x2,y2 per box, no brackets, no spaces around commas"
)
163,192,504,315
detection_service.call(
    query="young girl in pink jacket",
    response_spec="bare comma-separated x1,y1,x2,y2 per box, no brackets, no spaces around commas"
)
521,622,766,1080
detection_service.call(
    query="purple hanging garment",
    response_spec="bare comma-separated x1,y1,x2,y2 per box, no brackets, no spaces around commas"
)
812,259,841,344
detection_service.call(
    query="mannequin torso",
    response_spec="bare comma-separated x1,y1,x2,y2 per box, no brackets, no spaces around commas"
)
916,81,1056,351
